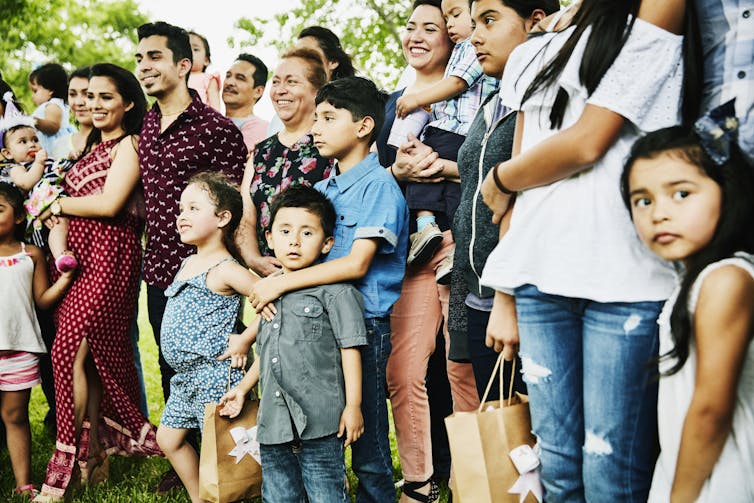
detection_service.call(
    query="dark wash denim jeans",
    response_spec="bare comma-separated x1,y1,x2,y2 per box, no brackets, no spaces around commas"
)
260,434,347,503
351,316,395,503
514,284,661,503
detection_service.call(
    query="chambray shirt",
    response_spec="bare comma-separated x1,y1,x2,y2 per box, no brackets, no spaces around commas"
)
694,0,754,160
429,38,500,136
315,153,409,319
256,284,367,444
139,90,247,289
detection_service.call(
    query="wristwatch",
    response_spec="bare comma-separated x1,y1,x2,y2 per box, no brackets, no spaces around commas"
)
50,199,63,216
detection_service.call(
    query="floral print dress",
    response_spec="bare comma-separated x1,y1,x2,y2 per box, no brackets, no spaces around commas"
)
249,133,334,256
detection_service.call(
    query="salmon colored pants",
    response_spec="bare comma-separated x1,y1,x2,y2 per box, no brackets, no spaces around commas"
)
388,231,479,481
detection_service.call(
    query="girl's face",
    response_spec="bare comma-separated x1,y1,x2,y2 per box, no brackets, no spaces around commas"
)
0,194,23,240
470,0,535,78
87,76,133,138
1,126,41,163
628,152,722,263
177,183,228,246
30,80,53,106
402,5,452,75
296,36,338,80
190,34,209,73
68,76,92,127
270,57,318,126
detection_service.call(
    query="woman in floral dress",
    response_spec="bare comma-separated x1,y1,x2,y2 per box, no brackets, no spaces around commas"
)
238,47,334,277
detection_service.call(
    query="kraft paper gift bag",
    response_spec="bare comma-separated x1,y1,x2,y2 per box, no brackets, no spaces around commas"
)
199,398,262,503
445,354,541,503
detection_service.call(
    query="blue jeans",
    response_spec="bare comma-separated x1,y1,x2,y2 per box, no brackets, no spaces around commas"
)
514,285,661,503
260,434,347,503
352,316,394,503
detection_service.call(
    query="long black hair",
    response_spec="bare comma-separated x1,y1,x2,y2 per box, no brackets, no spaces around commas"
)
521,0,701,130
0,78,24,116
621,127,754,374
298,26,355,81
81,63,147,158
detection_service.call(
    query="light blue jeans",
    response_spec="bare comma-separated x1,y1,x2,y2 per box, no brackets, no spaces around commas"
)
514,284,661,503
260,434,347,503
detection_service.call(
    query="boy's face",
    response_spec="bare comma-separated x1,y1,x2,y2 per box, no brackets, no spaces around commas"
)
266,207,333,273
312,101,371,161
136,35,190,99
1,127,41,163
442,0,474,44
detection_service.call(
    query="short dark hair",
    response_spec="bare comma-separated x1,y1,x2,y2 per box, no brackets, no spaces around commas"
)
137,21,192,65
68,66,91,84
269,184,336,238
29,63,68,101
0,182,26,241
315,76,388,144
412,0,442,9
467,0,560,18
298,26,355,81
236,53,269,88
189,31,211,71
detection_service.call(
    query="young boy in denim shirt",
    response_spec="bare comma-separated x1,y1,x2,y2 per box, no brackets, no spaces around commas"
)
249,76,410,502
220,184,367,502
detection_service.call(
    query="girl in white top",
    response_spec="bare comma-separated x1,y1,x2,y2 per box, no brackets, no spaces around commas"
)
29,63,71,160
0,182,73,498
623,106,754,503
478,0,692,500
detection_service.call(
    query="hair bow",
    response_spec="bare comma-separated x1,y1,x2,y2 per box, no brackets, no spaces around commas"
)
0,91,35,150
693,99,739,165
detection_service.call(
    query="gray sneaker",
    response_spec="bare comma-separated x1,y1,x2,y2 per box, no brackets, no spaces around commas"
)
407,222,443,266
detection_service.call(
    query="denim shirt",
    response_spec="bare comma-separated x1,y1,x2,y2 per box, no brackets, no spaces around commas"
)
315,153,409,318
256,284,367,445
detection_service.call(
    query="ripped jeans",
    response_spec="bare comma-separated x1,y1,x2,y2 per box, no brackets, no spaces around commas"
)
514,284,661,503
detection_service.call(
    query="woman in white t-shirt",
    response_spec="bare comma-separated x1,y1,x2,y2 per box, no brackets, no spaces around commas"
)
478,1,693,501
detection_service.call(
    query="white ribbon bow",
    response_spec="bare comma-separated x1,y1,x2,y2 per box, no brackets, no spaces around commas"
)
507,444,544,503
228,425,261,464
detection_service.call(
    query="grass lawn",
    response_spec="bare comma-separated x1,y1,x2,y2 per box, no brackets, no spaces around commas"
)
1,284,451,502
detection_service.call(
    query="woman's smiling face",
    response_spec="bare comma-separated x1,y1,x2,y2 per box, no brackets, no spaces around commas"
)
402,4,453,75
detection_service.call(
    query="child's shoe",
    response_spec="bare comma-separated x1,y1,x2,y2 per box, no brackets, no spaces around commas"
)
55,253,78,273
407,222,443,266
435,251,453,285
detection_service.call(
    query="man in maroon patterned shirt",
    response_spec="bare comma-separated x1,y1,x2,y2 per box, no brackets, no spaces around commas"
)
134,21,247,491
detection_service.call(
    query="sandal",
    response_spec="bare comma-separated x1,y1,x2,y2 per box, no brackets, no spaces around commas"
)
402,478,440,503
14,485,39,500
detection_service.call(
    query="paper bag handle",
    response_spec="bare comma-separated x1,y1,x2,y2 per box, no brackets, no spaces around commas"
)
478,352,517,412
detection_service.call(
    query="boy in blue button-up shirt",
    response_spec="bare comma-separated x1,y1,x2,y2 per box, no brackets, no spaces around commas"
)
249,76,409,502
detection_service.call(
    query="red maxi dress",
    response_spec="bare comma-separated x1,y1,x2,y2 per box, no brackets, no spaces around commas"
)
41,139,162,497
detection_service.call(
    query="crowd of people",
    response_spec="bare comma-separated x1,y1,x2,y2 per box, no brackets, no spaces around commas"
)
0,0,752,502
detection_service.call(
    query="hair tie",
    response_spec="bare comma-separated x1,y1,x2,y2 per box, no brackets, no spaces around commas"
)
693,99,738,165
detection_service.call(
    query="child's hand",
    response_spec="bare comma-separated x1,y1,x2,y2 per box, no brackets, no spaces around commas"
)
217,332,253,368
34,149,48,165
338,404,364,447
249,276,282,320
396,94,420,119
219,387,247,419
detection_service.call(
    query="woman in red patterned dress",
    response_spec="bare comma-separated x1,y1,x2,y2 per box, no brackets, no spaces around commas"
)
34,63,161,502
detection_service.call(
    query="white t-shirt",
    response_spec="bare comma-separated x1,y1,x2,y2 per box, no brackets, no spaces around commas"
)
481,18,683,302
649,252,754,502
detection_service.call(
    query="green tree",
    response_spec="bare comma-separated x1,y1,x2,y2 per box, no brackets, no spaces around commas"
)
0,0,147,111
231,0,409,89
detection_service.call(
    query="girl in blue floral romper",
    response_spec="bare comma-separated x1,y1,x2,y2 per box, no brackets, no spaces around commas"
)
157,172,259,503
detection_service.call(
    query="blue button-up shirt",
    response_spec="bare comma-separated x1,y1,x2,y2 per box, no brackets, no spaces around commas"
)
315,153,409,318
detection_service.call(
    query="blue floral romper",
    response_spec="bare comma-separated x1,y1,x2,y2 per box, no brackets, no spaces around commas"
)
160,257,243,430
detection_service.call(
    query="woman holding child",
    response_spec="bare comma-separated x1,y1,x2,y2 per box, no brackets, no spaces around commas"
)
34,63,161,502
375,1,480,500
238,47,335,277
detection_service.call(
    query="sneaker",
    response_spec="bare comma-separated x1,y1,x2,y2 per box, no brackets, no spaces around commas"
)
435,251,453,285
55,253,78,273
408,222,443,266
156,467,184,494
